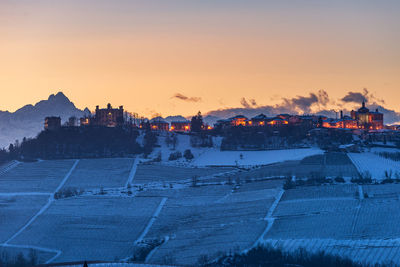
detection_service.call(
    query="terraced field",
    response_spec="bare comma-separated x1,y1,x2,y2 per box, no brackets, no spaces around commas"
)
0,160,76,193
2,155,400,266
11,196,164,263
263,185,400,266
62,158,135,189
139,180,282,265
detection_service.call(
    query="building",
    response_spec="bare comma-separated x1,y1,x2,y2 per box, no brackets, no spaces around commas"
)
150,118,169,131
87,104,124,127
171,121,191,132
268,117,289,126
250,114,269,126
322,114,358,129
80,117,91,126
44,116,61,130
230,115,248,126
351,101,383,130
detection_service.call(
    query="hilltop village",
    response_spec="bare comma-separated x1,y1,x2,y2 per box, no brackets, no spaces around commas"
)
45,101,389,131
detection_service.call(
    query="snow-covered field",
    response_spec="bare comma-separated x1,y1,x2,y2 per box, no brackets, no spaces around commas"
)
11,196,164,263
139,180,282,265
150,133,323,167
63,158,135,189
0,195,49,243
192,148,324,167
348,152,400,180
133,164,234,185
3,153,400,266
0,160,76,193
262,185,400,265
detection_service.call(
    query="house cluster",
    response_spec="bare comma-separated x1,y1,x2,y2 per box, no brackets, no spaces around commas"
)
322,102,383,130
215,102,385,131
44,104,194,132
45,104,125,130
147,118,192,132
45,102,388,133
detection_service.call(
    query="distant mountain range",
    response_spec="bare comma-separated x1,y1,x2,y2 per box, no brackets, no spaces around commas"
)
3,90,398,149
0,92,89,148
163,115,221,126
0,92,223,148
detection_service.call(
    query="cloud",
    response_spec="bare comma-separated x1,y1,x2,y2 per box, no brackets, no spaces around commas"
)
341,91,367,103
205,89,400,124
281,89,330,114
341,88,385,105
240,97,257,109
172,93,201,102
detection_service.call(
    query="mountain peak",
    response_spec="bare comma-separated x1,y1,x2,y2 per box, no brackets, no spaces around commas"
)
48,91,69,102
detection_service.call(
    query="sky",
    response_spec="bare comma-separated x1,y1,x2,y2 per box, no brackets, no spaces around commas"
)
0,0,399,118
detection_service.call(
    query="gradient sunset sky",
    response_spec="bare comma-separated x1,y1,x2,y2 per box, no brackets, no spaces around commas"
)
1,0,399,117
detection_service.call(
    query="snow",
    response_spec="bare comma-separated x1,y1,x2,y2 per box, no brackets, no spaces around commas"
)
133,164,234,185
125,158,139,187
0,195,49,243
63,158,134,190
140,181,282,265
262,238,400,266
11,196,165,263
348,152,400,180
0,160,76,193
192,148,324,166
148,133,322,167
4,155,400,266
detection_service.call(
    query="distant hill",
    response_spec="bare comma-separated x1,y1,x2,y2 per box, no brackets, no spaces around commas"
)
164,115,189,123
0,92,89,148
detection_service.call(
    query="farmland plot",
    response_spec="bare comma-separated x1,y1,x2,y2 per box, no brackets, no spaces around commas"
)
133,164,234,185
263,184,400,265
0,195,49,243
11,196,164,263
262,238,400,266
281,185,358,201
349,152,400,180
352,198,400,239
192,148,323,167
267,199,359,240
63,158,134,189
141,181,282,265
240,152,359,180
0,245,56,265
0,160,75,193
362,184,400,199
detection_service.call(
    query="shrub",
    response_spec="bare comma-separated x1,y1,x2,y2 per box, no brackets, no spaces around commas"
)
283,176,295,190
131,238,164,262
54,187,83,199
191,175,199,187
154,152,162,162
168,151,182,161
335,176,345,183
183,149,194,160
351,171,372,184
207,245,363,267
385,170,393,179
381,178,394,184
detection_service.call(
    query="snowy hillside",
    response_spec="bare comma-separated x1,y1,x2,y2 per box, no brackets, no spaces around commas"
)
149,133,323,167
349,150,400,180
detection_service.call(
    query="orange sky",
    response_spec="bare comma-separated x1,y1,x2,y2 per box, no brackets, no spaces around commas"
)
0,1,399,117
